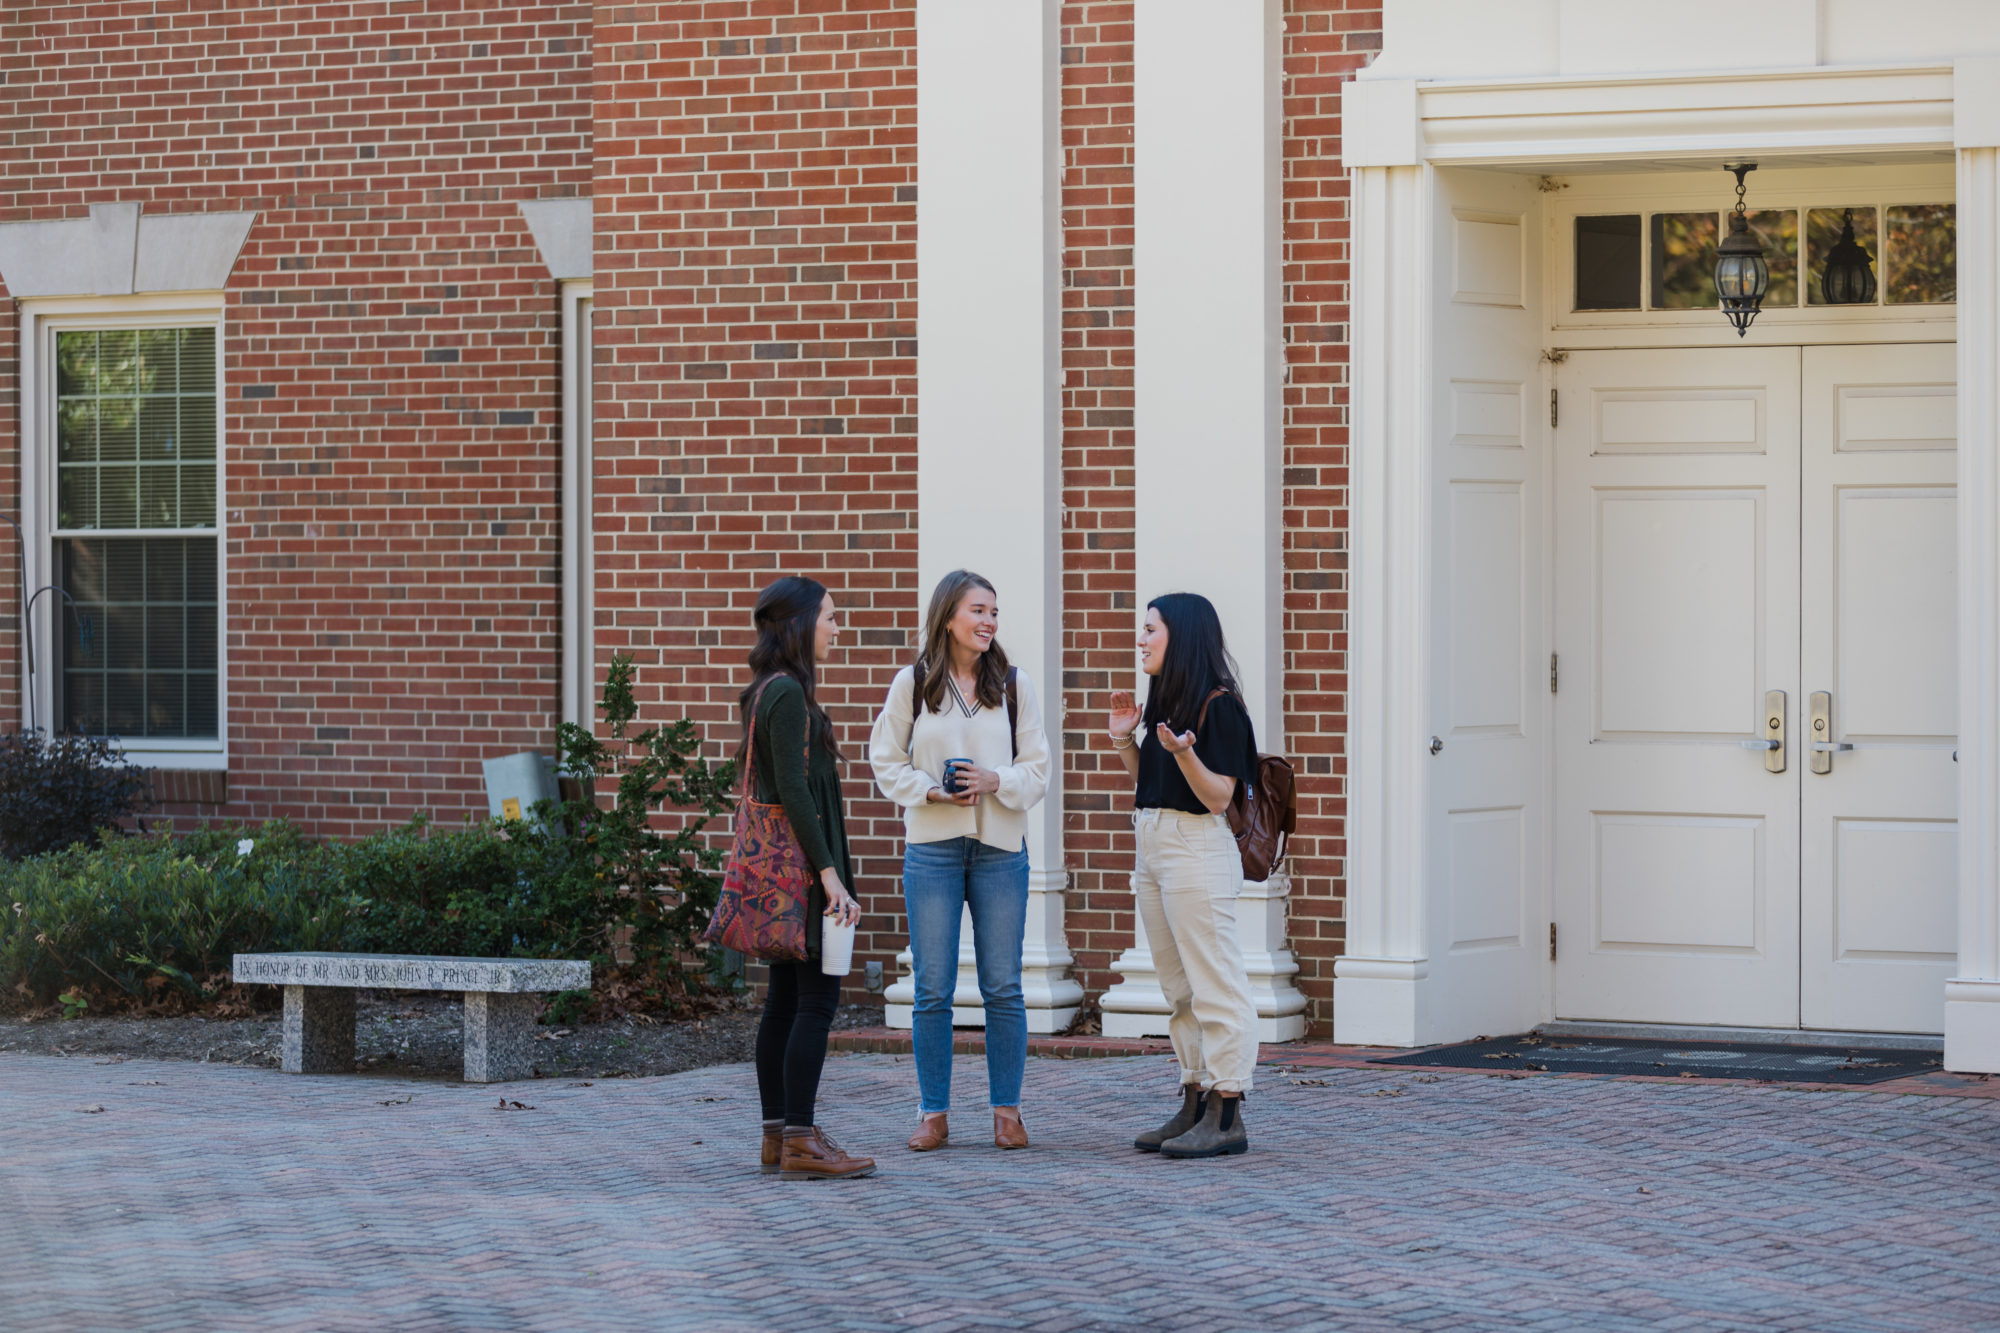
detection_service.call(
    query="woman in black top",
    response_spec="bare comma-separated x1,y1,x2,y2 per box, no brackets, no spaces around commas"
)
1107,592,1260,1160
740,576,875,1181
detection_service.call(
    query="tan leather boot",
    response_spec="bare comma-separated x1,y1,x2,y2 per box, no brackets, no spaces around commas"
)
761,1119,783,1175
778,1126,878,1181
993,1106,1029,1150
908,1112,949,1152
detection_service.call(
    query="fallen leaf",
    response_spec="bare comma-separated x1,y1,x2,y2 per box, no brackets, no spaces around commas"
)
1412,1075,1441,1084
691,1139,703,1145
564,1082,595,1089
127,1080,164,1087
377,1094,414,1107
1677,1071,1699,1079
1637,1186,1652,1194
694,1095,728,1103
495,1098,537,1111
1290,1078,1331,1087
75,1104,105,1114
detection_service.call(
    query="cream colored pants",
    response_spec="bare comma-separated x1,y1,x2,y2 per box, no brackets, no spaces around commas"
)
1133,808,1259,1093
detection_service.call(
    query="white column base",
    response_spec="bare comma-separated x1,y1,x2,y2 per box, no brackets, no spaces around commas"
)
1332,956,1430,1048
1100,870,1306,1041
1240,869,1308,1043
1945,978,2000,1072
883,871,1084,1034
1101,871,1172,1038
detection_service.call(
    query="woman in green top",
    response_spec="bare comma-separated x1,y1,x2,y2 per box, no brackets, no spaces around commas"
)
741,576,876,1181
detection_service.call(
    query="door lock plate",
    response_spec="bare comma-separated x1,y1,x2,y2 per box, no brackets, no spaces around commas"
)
1761,689,1786,773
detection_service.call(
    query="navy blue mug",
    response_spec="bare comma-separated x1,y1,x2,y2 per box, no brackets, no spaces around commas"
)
942,758,973,794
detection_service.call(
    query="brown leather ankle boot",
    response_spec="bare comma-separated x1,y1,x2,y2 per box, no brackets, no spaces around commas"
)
778,1126,878,1181
908,1112,949,1152
761,1119,783,1175
993,1106,1028,1150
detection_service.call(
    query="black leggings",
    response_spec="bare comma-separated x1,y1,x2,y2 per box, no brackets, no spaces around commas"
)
755,961,842,1127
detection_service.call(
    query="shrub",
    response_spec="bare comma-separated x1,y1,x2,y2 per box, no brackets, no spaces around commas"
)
0,658,735,1017
2,824,353,1010
0,730,150,861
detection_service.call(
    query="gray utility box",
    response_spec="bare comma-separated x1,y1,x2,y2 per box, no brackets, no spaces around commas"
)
482,751,559,823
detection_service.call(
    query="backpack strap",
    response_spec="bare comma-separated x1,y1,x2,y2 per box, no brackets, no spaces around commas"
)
903,659,927,755
1006,666,1019,763
1195,686,1230,731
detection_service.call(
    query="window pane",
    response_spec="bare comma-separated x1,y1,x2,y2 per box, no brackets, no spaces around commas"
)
179,329,215,393
57,331,96,396
1808,207,1880,305
98,331,136,394
1575,215,1641,310
1748,209,1799,308
56,536,218,739
1651,212,1720,309
55,325,216,531
1885,203,1955,304
135,328,178,394
180,397,215,461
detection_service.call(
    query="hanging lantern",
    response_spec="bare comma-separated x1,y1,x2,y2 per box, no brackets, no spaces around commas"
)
1820,208,1877,305
1714,163,1768,338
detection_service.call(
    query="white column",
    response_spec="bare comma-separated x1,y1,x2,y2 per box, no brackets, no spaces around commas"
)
1103,0,1304,1036
892,0,1080,1034
1332,161,1436,1048
1949,139,2000,1072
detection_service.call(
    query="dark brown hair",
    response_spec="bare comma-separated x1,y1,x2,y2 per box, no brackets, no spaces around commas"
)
737,575,839,767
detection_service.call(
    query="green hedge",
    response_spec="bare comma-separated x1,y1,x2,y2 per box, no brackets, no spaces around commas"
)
2,656,734,1017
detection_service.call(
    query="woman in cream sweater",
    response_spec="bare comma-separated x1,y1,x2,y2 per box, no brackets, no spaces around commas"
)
869,570,1050,1152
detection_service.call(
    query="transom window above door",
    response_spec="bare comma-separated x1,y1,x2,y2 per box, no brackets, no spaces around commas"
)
1574,203,1956,312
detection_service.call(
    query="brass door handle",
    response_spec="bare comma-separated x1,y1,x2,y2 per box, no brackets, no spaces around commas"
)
1748,690,1786,772
1808,691,1845,774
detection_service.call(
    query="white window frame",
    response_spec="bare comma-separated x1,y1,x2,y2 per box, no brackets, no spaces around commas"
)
19,293,229,767
561,280,594,730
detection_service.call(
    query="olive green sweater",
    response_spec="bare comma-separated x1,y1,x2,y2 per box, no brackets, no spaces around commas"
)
749,674,853,952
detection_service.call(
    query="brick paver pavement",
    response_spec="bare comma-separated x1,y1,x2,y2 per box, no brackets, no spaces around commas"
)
3,1050,1997,1332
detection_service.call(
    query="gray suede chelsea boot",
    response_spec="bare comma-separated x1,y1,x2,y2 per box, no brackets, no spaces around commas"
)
1133,1084,1205,1153
1159,1091,1248,1159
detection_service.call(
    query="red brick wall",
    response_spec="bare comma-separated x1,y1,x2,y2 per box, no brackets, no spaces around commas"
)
1058,3,1138,1000
1281,1,1378,1031
594,1,918,977
0,2,592,835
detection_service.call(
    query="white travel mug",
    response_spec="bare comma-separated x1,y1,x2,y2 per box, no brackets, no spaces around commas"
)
820,914,857,977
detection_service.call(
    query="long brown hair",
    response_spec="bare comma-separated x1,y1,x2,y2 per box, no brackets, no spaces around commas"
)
912,570,1010,715
737,575,839,767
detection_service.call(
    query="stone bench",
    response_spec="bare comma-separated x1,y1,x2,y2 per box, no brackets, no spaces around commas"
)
232,953,591,1083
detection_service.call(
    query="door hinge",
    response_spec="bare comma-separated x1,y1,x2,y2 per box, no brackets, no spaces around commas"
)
1550,388,1558,428
1549,922,1558,962
1550,652,1558,694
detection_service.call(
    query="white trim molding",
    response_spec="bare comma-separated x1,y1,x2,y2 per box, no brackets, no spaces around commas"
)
560,281,595,730
17,294,230,768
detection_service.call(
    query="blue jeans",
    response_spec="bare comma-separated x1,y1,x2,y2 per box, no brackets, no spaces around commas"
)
903,836,1030,1114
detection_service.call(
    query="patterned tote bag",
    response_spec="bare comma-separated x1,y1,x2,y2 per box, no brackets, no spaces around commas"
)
705,678,814,962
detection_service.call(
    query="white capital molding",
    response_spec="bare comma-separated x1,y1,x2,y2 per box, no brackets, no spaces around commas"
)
0,204,256,299
1344,78,1420,168
519,200,594,281
1956,57,2000,149
1414,64,1954,168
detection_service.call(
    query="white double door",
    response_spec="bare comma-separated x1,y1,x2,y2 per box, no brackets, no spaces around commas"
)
1554,343,1958,1034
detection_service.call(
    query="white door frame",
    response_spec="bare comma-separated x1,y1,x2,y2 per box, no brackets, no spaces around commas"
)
1337,58,2000,1071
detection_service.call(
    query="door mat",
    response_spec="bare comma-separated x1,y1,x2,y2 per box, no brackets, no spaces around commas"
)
1370,1034,1943,1085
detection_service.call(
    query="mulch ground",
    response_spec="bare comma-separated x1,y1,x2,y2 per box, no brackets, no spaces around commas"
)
0,993,888,1082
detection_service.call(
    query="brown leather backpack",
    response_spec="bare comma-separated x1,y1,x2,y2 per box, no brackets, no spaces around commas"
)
1198,688,1297,883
